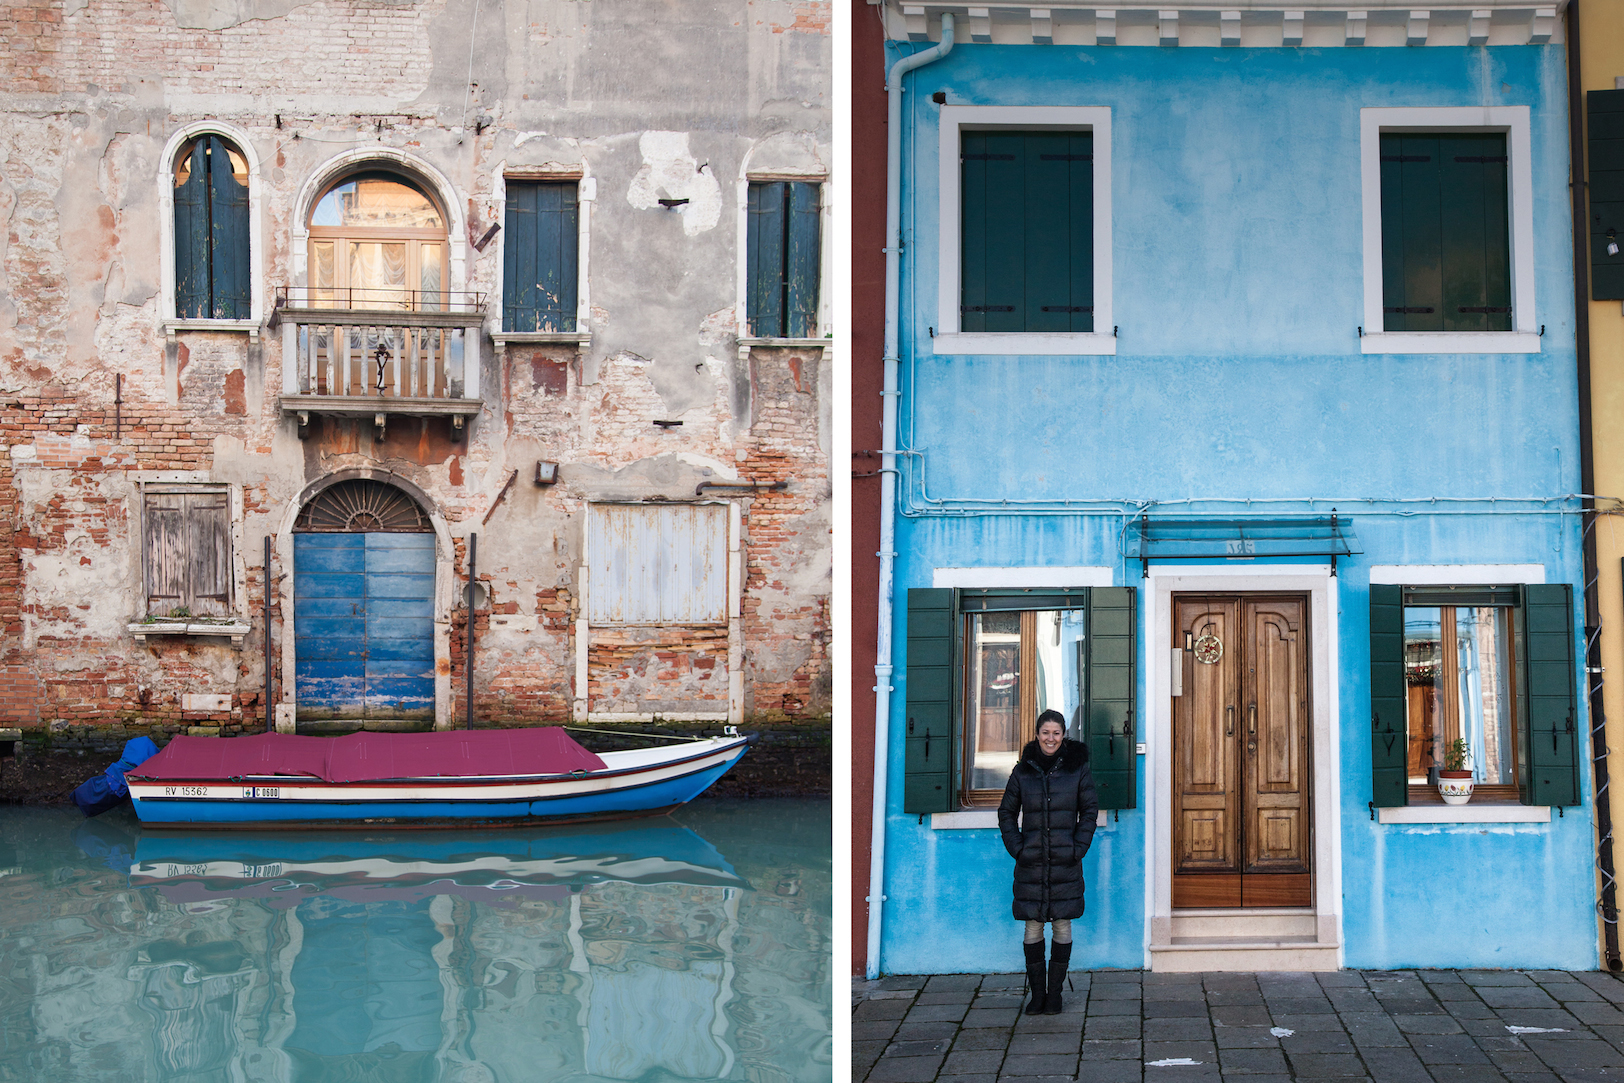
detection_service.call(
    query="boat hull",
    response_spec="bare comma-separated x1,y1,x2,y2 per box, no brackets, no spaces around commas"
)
129,738,747,828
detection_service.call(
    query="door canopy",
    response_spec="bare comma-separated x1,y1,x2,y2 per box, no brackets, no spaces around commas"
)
294,479,433,533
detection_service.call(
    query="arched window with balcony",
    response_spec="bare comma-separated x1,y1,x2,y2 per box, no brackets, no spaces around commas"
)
307,172,448,311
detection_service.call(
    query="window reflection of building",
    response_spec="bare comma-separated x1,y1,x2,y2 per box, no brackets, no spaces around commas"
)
965,607,1086,797
1404,604,1517,786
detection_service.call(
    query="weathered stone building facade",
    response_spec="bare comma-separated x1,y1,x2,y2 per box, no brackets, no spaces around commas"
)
0,0,832,740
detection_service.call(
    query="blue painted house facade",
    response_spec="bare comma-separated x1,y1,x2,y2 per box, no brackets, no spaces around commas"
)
862,0,1598,975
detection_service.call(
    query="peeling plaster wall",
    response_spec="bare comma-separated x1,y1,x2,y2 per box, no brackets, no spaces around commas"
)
0,0,831,734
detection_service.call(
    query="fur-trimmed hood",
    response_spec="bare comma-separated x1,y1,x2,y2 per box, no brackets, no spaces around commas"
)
1018,738,1089,773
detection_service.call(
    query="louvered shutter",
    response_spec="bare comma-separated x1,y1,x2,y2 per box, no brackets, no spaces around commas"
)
1589,90,1624,301
173,141,211,319
206,137,250,319
785,182,821,338
503,182,578,332
903,588,957,813
186,490,232,616
145,493,188,615
1523,583,1580,807
1369,584,1409,807
746,182,786,337
1084,586,1136,809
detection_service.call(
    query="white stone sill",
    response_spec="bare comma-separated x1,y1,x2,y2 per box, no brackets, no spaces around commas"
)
737,337,831,348
129,621,250,646
1359,331,1542,355
931,808,1110,829
932,332,1117,356
1377,804,1551,824
163,319,260,337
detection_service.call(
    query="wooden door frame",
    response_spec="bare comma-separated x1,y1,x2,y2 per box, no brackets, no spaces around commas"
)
1144,567,1343,965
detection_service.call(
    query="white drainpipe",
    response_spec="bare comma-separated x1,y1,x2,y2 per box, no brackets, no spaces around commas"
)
868,13,955,981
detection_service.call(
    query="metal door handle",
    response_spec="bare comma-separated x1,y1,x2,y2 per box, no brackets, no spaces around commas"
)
1248,704,1256,734
1226,705,1234,735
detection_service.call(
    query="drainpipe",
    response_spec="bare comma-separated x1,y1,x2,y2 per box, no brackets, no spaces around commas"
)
868,12,954,981
1566,0,1622,971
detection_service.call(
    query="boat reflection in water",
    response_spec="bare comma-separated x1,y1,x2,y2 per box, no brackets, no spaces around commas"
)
36,809,829,1083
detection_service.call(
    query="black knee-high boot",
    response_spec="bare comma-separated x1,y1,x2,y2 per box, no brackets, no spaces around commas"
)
1043,941,1072,1015
1022,940,1047,1015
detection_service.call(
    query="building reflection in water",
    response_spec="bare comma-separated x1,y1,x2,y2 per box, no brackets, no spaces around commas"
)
0,808,828,1082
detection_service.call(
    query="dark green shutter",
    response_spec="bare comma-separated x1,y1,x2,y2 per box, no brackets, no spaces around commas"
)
1523,583,1580,807
503,182,578,332
1085,586,1136,809
206,137,250,319
746,182,786,337
1369,584,1408,807
785,182,820,337
1589,90,1624,301
1381,133,1511,332
903,588,957,813
174,140,210,319
961,131,1093,333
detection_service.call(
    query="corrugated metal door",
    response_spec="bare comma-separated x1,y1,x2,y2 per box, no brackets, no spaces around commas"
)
295,532,435,719
588,504,727,624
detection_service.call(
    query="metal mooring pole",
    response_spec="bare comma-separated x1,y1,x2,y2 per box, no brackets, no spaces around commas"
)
466,533,477,730
264,535,273,733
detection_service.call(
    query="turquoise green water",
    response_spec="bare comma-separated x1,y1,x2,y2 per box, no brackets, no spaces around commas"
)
0,799,831,1082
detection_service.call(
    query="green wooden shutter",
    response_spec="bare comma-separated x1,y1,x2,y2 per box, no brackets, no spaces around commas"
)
174,141,210,319
1381,133,1510,332
746,182,786,337
1085,586,1136,810
206,137,251,319
1369,584,1408,807
503,182,578,333
785,182,820,338
1589,90,1624,301
903,588,957,813
1524,583,1580,807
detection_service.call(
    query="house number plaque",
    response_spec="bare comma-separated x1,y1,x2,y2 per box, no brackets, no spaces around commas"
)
1193,634,1223,665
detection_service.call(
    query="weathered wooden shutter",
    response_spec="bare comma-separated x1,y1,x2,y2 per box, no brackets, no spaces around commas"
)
1589,90,1624,301
145,489,230,617
1523,583,1579,806
1368,584,1409,807
173,141,211,319
503,182,579,332
746,182,787,337
206,137,250,319
961,130,1093,333
903,588,957,813
785,182,821,338
1380,133,1511,332
1084,586,1136,809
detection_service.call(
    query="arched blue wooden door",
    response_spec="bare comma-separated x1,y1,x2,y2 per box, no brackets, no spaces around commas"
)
294,480,436,721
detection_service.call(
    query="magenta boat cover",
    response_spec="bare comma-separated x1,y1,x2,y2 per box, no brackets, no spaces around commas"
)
129,728,607,783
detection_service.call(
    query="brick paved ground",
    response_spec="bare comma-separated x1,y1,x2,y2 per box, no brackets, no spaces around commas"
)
853,968,1624,1082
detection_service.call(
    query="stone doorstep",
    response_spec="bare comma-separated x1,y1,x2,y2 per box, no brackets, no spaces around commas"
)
1146,939,1343,974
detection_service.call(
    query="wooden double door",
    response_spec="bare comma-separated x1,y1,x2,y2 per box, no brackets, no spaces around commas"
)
1173,594,1312,908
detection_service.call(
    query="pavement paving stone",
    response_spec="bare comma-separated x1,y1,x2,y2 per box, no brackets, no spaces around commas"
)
1482,987,1565,1010
1463,972,1541,987
1218,1047,1291,1074
1147,1000,1213,1019
1406,1033,1494,1064
881,975,932,991
999,1054,1080,1076
1390,1012,1464,1034
929,975,989,993
1417,971,1467,984
1499,1074,1562,1083
1544,985,1607,1004
1265,998,1337,1016
1094,970,1146,984
954,1029,1014,1051
1569,1004,1624,1026
1369,997,1446,1016
1490,1048,1563,1072
974,994,1025,1010
857,1019,904,1042
1142,1039,1220,1064
1521,1037,1624,1068
1073,1061,1145,1083
859,999,917,1020
1145,1017,1215,1041
1214,1027,1287,1049
894,1021,965,1042
1081,1040,1144,1060
1337,1012,1408,1047
888,1039,955,1058
1277,1032,1356,1055
907,1003,973,1024
1268,1013,1347,1032
1090,998,1149,1016
1146,971,1204,985
962,1009,1023,1029
1146,986,1213,1002
1012,1012,1088,1033
1008,1031,1083,1055
1588,1024,1624,1051
1095,982,1148,1000
1353,1045,1434,1083
856,1041,889,1075
1548,1069,1624,1083
937,1075,998,1083
1496,1008,1585,1032
942,1049,1007,1075
919,992,980,1006
994,1073,1078,1083
1209,990,1269,1006
1211,1005,1273,1027
1086,1016,1144,1040
1220,1076,1298,1083
1280,1053,1368,1077
1460,1016,1527,1038
1421,1066,1509,1082
1441,998,1500,1019
867,1055,948,1082
1572,973,1624,999
1325,989,1381,1013
1424,983,1482,1002
981,973,1026,991
1316,972,1370,988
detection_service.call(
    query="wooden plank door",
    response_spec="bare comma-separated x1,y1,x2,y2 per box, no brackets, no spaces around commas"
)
1173,594,1312,908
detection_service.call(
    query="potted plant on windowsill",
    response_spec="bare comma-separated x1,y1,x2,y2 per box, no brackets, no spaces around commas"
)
1437,738,1474,805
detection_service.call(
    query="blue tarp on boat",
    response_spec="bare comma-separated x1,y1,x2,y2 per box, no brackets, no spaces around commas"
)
73,736,159,817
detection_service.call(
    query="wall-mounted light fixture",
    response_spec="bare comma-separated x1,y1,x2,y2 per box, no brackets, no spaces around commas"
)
535,461,559,486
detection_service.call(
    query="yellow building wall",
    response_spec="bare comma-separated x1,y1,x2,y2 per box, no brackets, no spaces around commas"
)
1584,0,1624,968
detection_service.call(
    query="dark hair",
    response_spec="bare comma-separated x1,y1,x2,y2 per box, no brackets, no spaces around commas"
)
1036,709,1066,733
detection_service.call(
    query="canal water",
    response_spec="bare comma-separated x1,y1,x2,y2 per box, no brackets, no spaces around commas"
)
0,798,831,1082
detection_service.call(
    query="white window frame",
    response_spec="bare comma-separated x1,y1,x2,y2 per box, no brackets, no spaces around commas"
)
489,166,595,351
934,105,1114,357
157,121,264,335
1359,106,1540,355
735,173,833,345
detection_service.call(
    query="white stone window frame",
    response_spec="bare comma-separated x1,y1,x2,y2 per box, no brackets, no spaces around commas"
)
1359,106,1540,355
734,171,834,346
933,105,1115,357
126,474,251,644
157,122,265,337
1368,563,1553,824
488,164,595,354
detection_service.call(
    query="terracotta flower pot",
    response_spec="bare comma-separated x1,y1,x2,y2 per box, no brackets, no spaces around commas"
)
1437,770,1474,806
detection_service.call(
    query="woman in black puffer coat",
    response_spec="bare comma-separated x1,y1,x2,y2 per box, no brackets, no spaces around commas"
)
997,709,1099,1015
